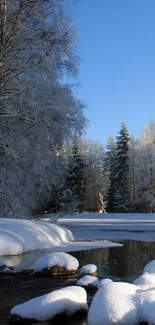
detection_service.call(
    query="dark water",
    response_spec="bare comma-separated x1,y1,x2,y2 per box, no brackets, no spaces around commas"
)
1,240,155,324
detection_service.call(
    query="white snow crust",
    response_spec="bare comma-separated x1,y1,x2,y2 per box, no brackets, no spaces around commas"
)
0,218,73,256
139,290,155,324
58,213,155,241
11,286,88,321
98,278,113,288
143,260,155,275
77,275,99,288
80,264,97,275
88,282,141,325
34,252,79,272
88,279,155,325
133,273,155,291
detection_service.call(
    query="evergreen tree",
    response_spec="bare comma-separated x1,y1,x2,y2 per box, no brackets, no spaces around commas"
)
114,123,130,212
104,136,116,212
66,139,86,212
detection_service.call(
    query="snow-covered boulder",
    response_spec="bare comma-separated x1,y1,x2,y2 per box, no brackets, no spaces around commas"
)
10,286,88,325
0,218,73,256
80,264,97,276
143,260,155,275
77,275,99,290
34,252,79,276
133,272,155,291
88,282,141,325
0,259,13,271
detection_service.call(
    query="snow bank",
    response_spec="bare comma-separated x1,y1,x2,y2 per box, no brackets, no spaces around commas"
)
0,218,73,256
77,275,99,288
134,273,155,291
80,264,97,275
88,282,141,325
11,286,88,322
143,260,155,275
34,252,79,272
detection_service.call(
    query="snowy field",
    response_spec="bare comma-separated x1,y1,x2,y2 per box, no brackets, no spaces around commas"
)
57,213,155,241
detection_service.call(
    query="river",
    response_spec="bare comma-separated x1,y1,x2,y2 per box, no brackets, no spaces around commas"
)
1,240,155,324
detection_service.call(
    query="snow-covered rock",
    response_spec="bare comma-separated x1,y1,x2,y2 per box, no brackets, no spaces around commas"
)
143,260,155,275
88,282,141,325
133,272,155,291
34,252,79,275
77,275,99,289
0,218,73,256
10,286,88,324
80,264,97,276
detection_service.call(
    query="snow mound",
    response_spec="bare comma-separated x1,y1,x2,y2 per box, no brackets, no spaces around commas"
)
88,282,141,325
143,260,155,275
98,278,113,288
0,218,73,256
77,275,99,288
134,273,155,291
11,286,88,322
139,289,155,324
80,264,97,275
34,252,79,272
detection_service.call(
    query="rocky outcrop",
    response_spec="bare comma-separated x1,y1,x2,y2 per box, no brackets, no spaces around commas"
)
35,265,79,276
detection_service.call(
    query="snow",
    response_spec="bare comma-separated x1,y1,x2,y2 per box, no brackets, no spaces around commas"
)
88,282,141,325
98,278,113,288
34,252,79,272
139,290,155,324
0,218,122,258
77,275,99,288
143,260,155,274
88,279,155,325
58,213,155,241
133,273,155,291
11,286,88,321
80,264,97,275
0,218,73,256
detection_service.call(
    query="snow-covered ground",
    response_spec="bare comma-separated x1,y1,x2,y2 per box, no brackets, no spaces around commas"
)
58,213,155,241
0,219,122,272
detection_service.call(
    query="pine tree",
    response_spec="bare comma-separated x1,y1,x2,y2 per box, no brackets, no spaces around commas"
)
114,123,130,212
66,139,86,212
104,136,116,212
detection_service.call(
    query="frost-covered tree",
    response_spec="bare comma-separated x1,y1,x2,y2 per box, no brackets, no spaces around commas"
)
66,138,86,212
104,136,116,212
80,140,106,212
113,123,130,212
132,121,155,212
0,0,87,217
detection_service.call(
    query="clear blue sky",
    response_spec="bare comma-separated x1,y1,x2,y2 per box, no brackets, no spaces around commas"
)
68,0,155,145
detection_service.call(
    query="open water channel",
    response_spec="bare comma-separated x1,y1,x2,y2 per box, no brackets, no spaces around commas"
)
1,240,155,324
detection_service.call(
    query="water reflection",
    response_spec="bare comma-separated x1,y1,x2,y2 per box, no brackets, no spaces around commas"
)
73,240,155,283
1,240,155,324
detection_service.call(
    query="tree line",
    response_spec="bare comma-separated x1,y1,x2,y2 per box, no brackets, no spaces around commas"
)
48,120,155,214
